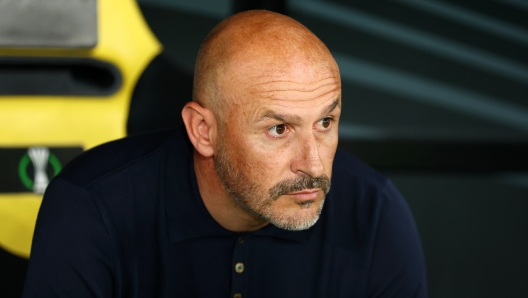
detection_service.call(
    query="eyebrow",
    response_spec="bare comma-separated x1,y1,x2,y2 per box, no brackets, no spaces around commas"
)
323,99,340,115
257,99,340,123
258,112,301,123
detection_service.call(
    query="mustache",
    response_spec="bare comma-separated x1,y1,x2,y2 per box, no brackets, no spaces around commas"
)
269,174,331,200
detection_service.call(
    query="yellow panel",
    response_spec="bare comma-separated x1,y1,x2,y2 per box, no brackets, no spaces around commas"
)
0,0,163,258
0,195,42,258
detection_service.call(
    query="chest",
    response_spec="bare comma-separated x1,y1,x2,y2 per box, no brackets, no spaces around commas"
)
118,235,370,298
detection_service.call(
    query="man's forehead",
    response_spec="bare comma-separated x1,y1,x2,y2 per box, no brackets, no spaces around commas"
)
221,52,340,91
216,57,341,119
256,98,341,121
246,99,340,130
247,68,340,91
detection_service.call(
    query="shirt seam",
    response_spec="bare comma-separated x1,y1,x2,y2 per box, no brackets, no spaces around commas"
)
60,132,175,190
54,177,120,296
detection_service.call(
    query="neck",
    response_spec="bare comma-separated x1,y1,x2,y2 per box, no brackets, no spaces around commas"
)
193,150,269,232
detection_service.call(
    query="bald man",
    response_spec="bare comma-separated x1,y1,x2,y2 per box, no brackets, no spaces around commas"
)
24,11,427,298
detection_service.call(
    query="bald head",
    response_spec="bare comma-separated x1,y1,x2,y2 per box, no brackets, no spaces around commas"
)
193,10,338,118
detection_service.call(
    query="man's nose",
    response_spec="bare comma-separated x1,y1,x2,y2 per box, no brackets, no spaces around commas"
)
291,132,324,178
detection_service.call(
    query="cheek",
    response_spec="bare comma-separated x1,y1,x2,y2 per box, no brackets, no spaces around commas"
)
320,134,339,175
225,135,270,176
251,143,286,175
238,139,292,185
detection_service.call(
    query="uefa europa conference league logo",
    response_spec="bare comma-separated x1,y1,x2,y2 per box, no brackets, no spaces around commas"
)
0,146,83,194
18,147,62,194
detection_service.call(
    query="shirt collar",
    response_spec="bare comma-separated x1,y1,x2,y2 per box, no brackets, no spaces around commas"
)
164,128,313,244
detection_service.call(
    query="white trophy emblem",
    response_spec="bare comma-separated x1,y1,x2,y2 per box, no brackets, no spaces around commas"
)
28,147,50,194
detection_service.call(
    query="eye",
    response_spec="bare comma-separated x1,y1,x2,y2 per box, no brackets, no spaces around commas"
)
316,117,333,131
321,118,331,128
269,124,288,137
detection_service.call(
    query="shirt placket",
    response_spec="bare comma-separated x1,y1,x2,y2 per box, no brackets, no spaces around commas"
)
230,235,249,298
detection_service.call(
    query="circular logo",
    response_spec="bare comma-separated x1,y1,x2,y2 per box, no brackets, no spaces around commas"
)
18,147,62,193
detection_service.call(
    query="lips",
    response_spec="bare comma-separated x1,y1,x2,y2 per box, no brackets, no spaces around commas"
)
287,189,320,201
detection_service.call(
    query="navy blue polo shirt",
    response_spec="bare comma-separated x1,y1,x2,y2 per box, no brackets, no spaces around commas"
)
23,128,427,297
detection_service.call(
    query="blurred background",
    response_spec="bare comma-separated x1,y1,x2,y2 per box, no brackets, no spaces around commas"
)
1,0,528,297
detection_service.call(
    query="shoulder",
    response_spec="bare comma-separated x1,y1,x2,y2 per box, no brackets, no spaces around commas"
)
323,151,427,296
332,148,390,194
37,128,191,256
56,128,189,188
323,149,408,246
329,148,410,218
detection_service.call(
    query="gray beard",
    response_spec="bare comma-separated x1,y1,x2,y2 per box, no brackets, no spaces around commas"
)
213,140,330,231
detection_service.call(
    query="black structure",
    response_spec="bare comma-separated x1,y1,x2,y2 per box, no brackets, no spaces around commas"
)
340,140,528,173
0,57,121,96
127,52,193,135
0,247,28,298
233,0,288,15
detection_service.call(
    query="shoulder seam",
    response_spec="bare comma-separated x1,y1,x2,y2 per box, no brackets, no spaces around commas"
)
62,136,171,190
55,177,120,287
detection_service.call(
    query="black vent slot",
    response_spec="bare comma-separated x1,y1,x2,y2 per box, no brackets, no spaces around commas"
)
0,57,121,96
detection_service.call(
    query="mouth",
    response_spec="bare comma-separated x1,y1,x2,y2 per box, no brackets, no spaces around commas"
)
286,189,320,201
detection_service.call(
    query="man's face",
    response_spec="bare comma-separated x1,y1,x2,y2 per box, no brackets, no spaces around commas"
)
213,55,341,231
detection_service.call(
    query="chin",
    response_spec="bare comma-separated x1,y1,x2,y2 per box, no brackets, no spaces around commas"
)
267,198,325,231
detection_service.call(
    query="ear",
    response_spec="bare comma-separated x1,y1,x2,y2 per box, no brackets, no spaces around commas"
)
181,102,217,157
